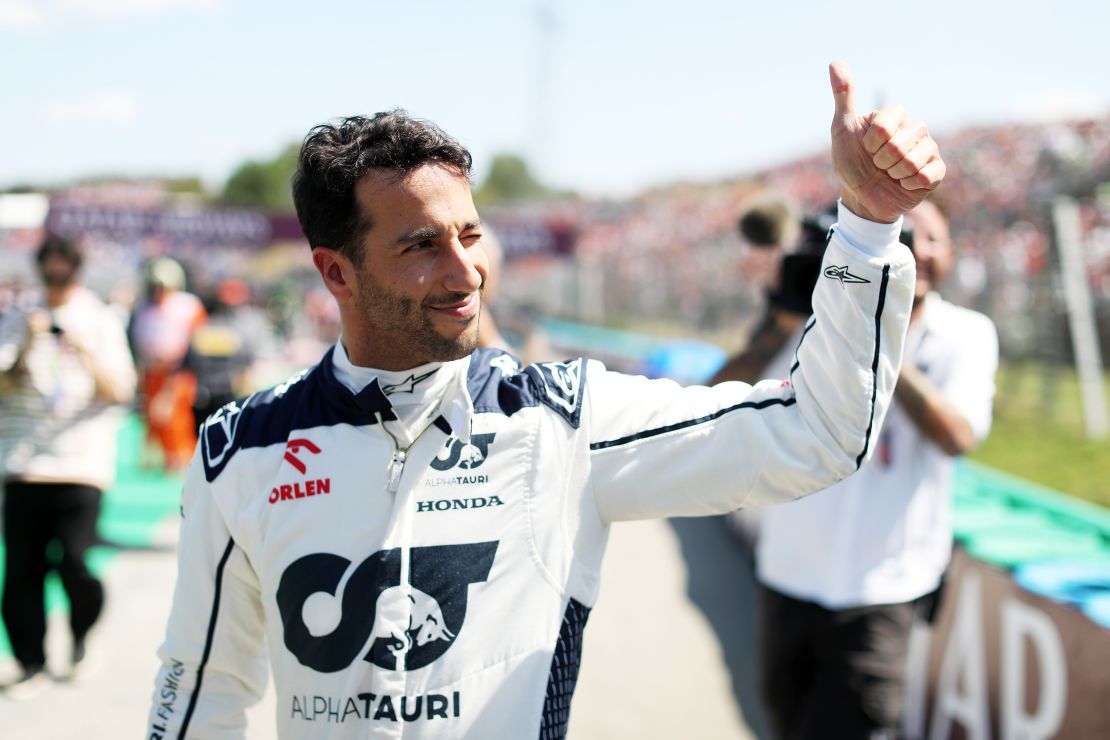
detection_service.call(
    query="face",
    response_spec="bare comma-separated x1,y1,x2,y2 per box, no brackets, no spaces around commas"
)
906,202,954,305
38,254,78,289
323,163,488,370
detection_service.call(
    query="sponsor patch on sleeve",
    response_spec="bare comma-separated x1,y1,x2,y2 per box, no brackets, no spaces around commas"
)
201,399,246,481
524,359,585,429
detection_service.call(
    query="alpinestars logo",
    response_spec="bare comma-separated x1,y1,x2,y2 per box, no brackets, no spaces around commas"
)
382,369,437,395
276,541,498,672
823,265,870,286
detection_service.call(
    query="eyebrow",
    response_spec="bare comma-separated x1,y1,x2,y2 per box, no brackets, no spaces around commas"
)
395,227,438,246
394,220,482,246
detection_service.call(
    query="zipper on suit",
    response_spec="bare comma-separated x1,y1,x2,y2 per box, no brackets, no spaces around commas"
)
387,448,406,494
376,409,442,680
376,409,442,495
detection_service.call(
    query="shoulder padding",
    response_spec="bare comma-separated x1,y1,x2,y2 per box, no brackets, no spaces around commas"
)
466,349,586,429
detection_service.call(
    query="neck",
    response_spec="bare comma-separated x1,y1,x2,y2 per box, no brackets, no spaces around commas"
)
45,284,75,308
344,344,423,372
338,337,435,374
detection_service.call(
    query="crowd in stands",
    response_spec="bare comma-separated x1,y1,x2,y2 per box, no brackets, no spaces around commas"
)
495,115,1110,360
2,115,1109,412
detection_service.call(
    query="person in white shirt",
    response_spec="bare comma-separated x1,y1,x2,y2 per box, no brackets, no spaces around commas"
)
0,234,137,696
720,200,998,739
147,62,947,739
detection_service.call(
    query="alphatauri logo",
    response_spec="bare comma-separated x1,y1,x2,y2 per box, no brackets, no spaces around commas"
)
430,433,496,471
276,542,498,672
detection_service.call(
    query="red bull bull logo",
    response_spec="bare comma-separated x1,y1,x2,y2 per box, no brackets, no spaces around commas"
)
276,541,498,672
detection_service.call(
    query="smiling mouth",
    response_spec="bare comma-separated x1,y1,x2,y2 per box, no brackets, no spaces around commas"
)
426,292,480,319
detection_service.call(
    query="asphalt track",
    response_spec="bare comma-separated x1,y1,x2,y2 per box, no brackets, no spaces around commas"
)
1,421,766,738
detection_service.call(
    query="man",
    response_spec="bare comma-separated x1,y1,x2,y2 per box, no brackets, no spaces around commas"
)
725,200,998,739
181,279,263,427
148,62,942,739
0,234,136,696
129,256,207,472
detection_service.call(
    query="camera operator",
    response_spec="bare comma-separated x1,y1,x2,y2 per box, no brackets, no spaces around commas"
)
714,200,999,739
713,201,859,386
0,234,136,697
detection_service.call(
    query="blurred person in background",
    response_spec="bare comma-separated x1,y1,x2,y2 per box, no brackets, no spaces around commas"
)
475,225,554,363
128,256,206,472
180,278,260,426
475,224,513,353
0,234,136,697
715,200,999,739
712,194,820,393
148,62,945,738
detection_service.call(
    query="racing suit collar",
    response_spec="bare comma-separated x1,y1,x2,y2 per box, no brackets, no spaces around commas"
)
324,341,475,442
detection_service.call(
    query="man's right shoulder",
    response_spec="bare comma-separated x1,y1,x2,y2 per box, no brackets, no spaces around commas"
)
198,366,318,483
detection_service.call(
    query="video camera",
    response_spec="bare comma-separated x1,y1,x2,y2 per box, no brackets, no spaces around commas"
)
740,203,914,317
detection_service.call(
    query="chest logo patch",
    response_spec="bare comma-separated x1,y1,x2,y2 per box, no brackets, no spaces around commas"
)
276,541,498,673
430,433,495,471
270,438,331,505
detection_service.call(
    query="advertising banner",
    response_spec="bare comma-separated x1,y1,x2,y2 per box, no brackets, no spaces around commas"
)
906,548,1110,739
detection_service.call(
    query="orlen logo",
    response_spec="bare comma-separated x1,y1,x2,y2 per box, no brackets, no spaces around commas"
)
284,438,321,473
276,542,498,672
270,438,331,505
430,433,495,471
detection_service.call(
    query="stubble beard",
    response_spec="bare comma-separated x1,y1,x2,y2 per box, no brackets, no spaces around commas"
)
354,279,480,367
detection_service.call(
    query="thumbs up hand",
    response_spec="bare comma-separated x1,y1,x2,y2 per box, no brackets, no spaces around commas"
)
829,61,945,224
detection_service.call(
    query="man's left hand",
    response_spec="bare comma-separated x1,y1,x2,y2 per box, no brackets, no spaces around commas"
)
829,61,946,224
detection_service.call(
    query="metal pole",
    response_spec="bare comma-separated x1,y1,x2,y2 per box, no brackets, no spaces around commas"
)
1051,196,1108,439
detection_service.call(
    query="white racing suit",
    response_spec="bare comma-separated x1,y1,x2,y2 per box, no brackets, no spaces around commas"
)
149,209,914,739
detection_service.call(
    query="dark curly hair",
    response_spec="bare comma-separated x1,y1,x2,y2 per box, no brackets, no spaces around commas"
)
292,110,473,265
35,232,83,271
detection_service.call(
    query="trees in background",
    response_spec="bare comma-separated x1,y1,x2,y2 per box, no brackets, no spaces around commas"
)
217,147,560,212
219,143,300,212
474,153,561,206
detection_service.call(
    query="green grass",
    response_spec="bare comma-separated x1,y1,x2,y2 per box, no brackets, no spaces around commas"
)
971,361,1110,509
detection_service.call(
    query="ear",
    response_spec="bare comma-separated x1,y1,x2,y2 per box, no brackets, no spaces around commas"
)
312,247,356,302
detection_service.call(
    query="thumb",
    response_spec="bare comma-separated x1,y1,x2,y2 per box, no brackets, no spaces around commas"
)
828,60,856,125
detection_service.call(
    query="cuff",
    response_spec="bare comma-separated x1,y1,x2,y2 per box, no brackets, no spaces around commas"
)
835,200,905,259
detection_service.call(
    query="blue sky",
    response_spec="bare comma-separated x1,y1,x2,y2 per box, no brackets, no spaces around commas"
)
2,0,1108,196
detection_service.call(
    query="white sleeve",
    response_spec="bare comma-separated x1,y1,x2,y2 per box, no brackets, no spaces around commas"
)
586,205,915,522
939,312,999,443
91,307,137,403
148,453,268,739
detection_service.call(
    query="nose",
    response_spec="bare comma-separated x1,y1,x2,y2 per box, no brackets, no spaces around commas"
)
442,239,486,294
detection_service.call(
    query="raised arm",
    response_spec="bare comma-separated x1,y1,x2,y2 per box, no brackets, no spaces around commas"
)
586,62,944,522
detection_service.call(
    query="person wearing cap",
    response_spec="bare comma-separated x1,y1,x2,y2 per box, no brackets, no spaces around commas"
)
0,233,136,696
180,279,261,426
128,257,207,472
